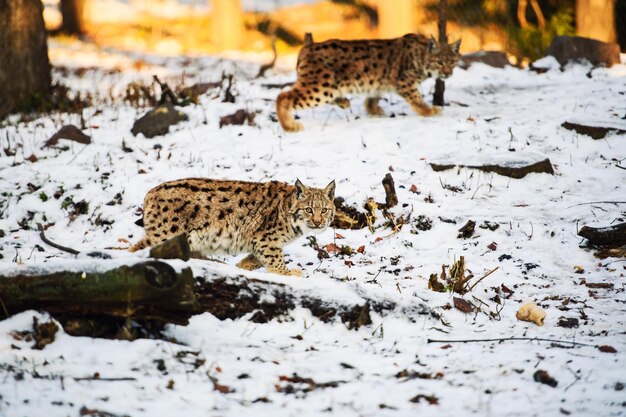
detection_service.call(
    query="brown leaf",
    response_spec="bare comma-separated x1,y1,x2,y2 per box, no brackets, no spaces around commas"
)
440,344,452,350
598,345,617,353
374,237,383,243
357,245,365,254
409,184,419,194
487,242,497,251
409,394,439,405
344,260,354,267
44,125,91,148
210,376,233,394
325,243,340,253
453,297,473,313
27,154,38,163
335,233,345,239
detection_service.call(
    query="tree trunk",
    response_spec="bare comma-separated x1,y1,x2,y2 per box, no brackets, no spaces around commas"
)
0,0,51,119
0,262,199,324
211,0,245,50
576,0,616,43
60,0,85,36
377,0,417,38
433,0,447,106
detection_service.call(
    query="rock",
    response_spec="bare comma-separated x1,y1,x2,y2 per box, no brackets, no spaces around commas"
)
43,125,91,148
546,36,621,67
131,104,188,138
533,370,558,387
459,51,511,69
561,121,626,140
430,154,554,179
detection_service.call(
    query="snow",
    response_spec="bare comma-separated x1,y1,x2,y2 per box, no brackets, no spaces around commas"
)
1,40,625,416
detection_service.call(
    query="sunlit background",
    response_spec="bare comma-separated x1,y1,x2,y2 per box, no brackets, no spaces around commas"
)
41,0,625,64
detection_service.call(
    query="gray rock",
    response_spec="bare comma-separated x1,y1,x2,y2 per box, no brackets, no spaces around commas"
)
459,51,511,69
546,36,621,67
131,104,188,138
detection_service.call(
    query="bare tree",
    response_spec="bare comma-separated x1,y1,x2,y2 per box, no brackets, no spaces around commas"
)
376,0,417,38
60,0,85,36
211,0,245,50
433,0,447,106
576,0,616,43
0,0,51,119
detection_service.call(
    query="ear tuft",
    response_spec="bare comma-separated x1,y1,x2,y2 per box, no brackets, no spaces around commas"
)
324,180,336,200
451,39,461,53
428,37,437,54
294,179,308,199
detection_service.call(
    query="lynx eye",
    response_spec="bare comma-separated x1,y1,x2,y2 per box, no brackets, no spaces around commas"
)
321,208,328,214
305,207,313,213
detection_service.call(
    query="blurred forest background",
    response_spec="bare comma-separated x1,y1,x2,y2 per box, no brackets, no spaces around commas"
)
1,0,623,120
41,0,624,63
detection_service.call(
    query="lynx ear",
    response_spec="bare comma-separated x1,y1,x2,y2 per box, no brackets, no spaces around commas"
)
428,37,438,54
451,39,461,53
323,180,336,200
294,179,308,199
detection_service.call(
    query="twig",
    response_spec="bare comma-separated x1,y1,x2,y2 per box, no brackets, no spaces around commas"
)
153,75,180,105
466,266,499,292
427,336,596,347
74,376,137,382
37,223,80,255
256,37,277,78
566,201,626,208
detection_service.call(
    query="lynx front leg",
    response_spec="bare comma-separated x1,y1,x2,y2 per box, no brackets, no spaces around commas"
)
397,87,441,117
236,254,263,271
364,96,384,116
253,243,302,276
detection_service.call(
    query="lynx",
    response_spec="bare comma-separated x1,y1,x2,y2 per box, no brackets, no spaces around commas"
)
277,33,461,132
130,178,336,276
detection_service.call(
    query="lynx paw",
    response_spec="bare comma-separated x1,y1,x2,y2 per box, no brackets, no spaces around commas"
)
287,268,303,277
282,121,304,132
237,255,263,271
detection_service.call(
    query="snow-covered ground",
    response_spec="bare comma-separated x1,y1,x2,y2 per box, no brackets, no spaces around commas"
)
1,41,625,416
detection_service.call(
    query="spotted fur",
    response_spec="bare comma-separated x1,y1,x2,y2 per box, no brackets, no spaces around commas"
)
277,33,461,132
129,178,336,276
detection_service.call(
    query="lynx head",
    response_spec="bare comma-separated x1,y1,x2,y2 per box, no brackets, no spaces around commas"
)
290,179,336,233
426,37,461,79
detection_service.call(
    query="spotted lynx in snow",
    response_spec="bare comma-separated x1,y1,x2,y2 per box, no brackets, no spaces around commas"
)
130,178,336,276
277,33,461,132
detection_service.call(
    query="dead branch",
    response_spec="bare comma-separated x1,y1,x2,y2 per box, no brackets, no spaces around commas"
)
256,37,277,78
38,223,80,255
153,75,180,105
427,336,596,347
380,173,398,209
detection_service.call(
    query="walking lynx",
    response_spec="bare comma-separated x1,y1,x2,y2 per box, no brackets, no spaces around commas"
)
277,33,461,132
130,178,336,276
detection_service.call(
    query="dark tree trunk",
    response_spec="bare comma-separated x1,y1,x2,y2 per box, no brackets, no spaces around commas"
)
60,0,84,36
433,0,448,106
0,0,51,119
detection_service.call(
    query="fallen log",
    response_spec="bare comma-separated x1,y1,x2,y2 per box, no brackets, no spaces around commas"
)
0,261,198,324
578,222,626,246
561,121,626,140
1,259,437,339
430,158,554,179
